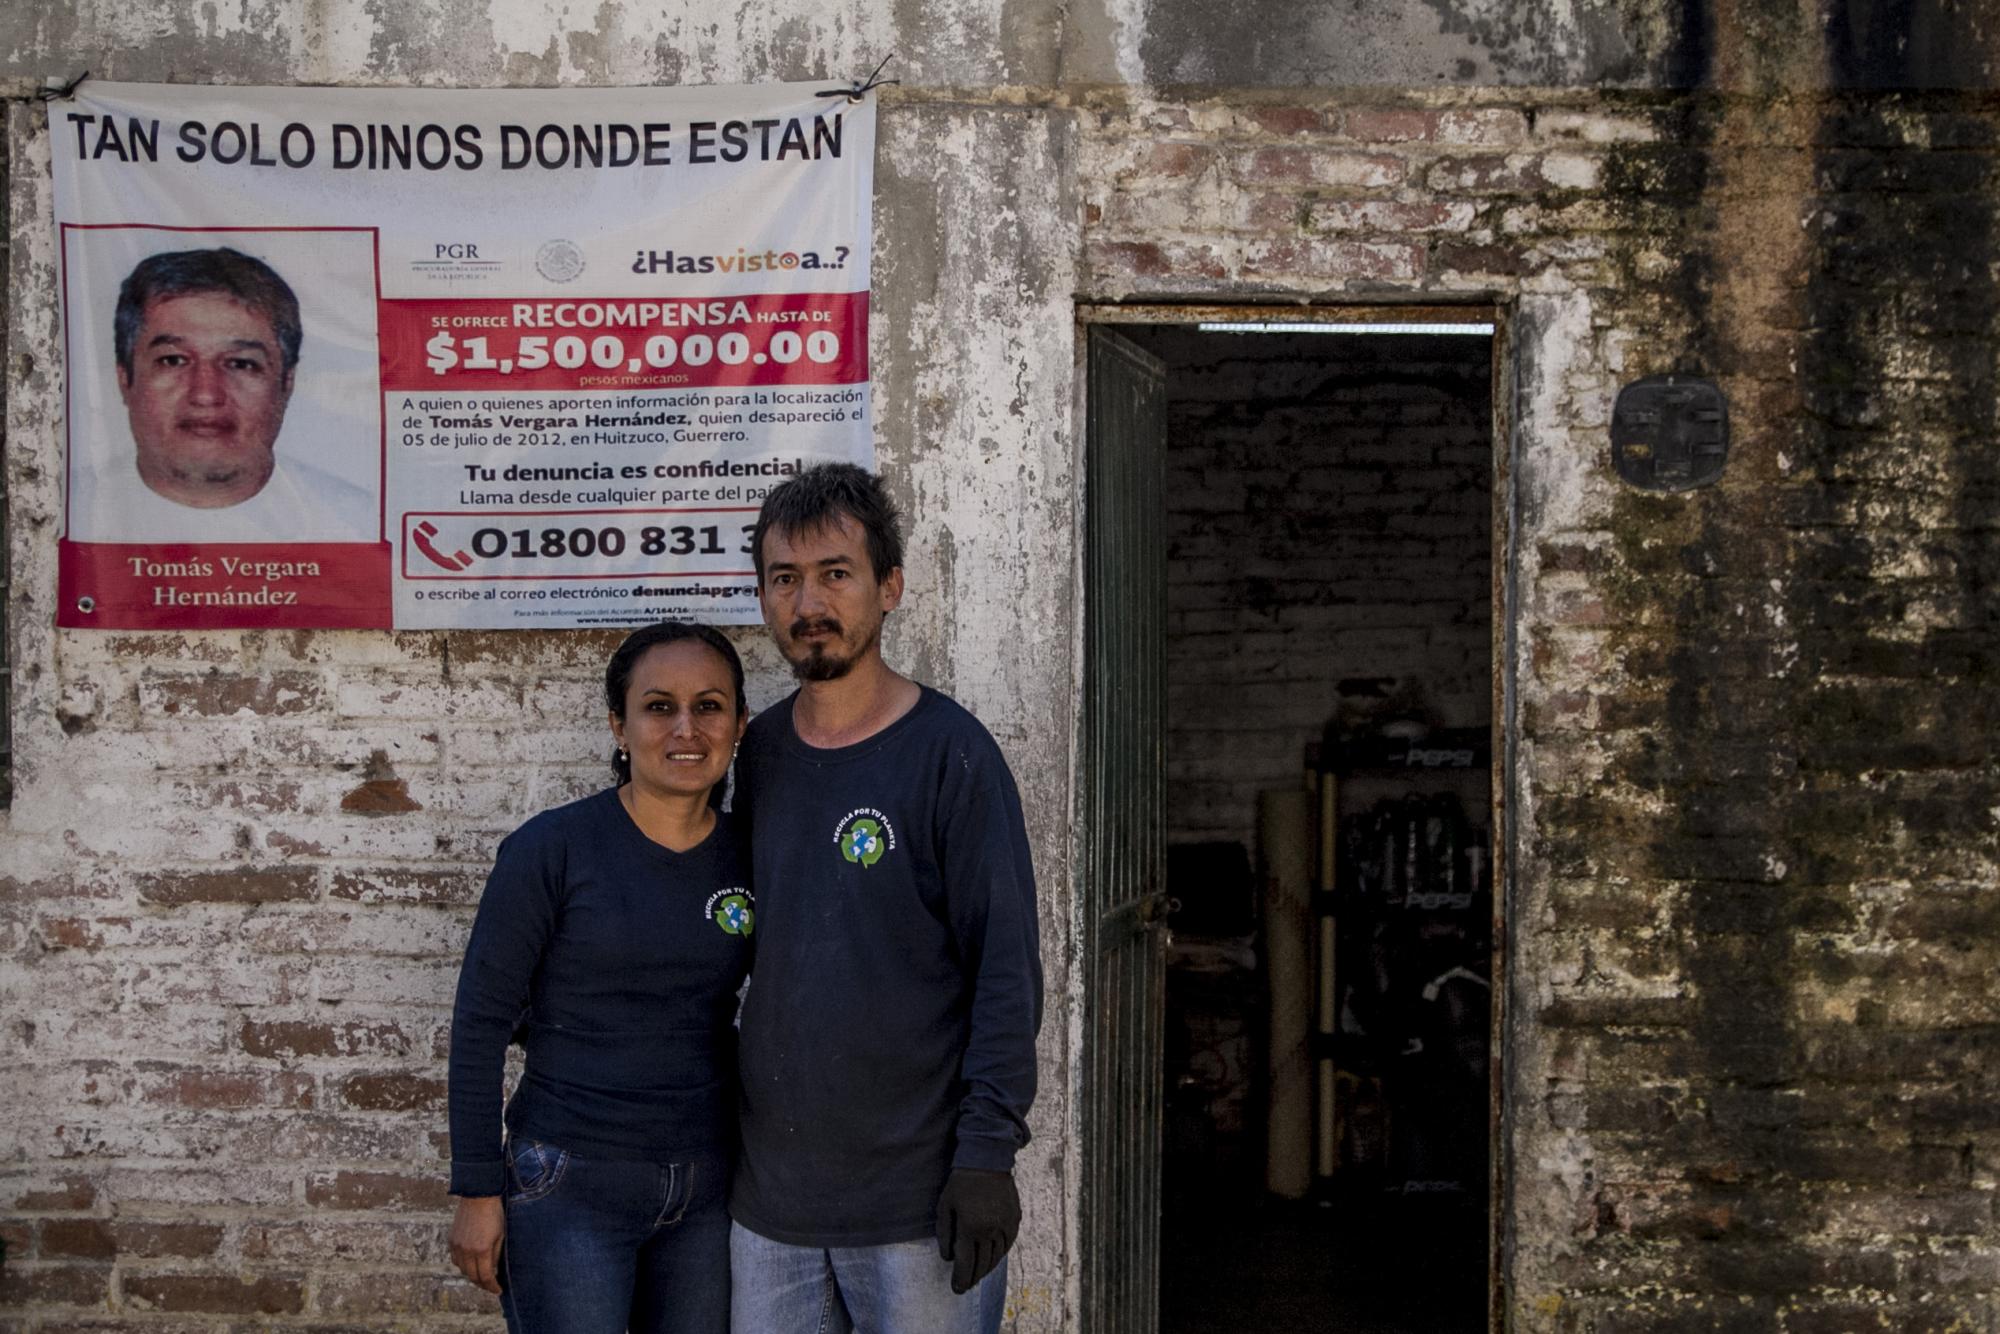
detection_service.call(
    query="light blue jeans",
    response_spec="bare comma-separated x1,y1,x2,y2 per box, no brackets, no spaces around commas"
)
728,1221,1006,1334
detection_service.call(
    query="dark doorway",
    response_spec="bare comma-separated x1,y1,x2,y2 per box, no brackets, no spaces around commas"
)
1100,316,1498,1334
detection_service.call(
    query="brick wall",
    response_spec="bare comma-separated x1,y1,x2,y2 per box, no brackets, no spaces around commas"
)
0,628,700,1327
2,48,1997,1334
1078,80,2000,1330
1128,325,1492,850
0,83,1084,1329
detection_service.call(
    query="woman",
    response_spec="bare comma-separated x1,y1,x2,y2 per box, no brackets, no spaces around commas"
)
447,622,753,1333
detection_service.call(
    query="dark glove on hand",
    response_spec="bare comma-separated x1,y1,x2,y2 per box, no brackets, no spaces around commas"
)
935,1167,1021,1295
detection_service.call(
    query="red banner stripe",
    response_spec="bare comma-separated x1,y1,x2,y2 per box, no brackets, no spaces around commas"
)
59,542,392,630
378,292,868,392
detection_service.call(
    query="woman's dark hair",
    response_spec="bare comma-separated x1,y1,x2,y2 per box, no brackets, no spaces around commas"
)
604,622,747,801
750,462,904,584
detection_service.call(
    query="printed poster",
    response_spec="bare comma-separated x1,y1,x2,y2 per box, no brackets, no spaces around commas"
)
51,80,875,628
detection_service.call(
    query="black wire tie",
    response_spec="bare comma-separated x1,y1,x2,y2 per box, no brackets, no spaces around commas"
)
817,53,898,103
38,71,91,102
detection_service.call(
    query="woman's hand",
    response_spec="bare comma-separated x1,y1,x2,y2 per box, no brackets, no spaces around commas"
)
449,1195,506,1294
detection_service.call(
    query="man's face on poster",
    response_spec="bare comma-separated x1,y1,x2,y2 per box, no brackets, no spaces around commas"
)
118,291,295,508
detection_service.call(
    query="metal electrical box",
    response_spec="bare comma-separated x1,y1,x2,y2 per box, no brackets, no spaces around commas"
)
1611,375,1729,491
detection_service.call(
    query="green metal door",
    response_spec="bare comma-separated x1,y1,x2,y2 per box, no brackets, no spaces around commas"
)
1081,325,1169,1334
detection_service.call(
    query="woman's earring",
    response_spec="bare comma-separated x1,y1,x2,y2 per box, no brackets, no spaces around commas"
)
618,747,629,763
732,743,740,760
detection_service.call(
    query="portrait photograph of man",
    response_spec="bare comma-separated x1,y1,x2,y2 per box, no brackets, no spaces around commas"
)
64,229,383,544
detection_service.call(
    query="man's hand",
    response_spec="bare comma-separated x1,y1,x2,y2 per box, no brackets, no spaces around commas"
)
449,1195,506,1295
935,1168,1021,1295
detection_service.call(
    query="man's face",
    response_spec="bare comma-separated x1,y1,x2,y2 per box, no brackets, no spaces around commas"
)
758,514,903,682
118,291,294,508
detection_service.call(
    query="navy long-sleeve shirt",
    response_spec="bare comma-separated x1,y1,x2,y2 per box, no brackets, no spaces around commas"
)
730,687,1043,1246
447,790,754,1197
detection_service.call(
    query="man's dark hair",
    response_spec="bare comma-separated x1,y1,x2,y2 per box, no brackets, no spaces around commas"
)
604,621,747,804
114,247,304,379
751,462,904,584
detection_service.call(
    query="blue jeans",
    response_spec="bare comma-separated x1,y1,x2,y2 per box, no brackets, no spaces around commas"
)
500,1139,730,1334
728,1221,1005,1334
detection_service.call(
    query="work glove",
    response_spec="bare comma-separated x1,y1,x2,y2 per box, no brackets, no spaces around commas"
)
935,1167,1021,1295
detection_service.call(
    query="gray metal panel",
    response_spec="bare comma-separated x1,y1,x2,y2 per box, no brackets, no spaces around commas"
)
1081,325,1167,1334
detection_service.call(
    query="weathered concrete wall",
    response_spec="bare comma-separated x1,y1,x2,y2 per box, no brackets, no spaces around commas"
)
0,5,1084,1329
4,1,2000,1331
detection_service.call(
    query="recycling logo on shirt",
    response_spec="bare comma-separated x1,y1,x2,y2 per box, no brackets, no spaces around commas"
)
833,808,897,869
705,888,755,936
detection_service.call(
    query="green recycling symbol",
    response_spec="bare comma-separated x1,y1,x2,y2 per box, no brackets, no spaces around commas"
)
842,818,886,868
715,893,754,936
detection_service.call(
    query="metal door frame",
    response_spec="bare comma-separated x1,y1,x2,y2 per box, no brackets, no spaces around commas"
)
1072,300,1516,1333
1075,324,1171,1334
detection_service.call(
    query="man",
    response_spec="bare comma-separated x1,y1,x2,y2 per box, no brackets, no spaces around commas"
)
73,246,375,542
730,463,1042,1333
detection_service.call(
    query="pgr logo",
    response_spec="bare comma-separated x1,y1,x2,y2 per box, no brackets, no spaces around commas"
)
833,807,897,869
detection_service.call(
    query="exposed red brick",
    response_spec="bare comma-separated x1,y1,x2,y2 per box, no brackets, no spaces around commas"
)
11,1178,95,1211
1545,589,1612,626
1241,237,1425,283
0,875,82,901
1142,142,1214,177
305,1170,449,1212
198,779,307,812
0,1220,33,1261
263,830,331,857
340,778,423,814
1234,191,1309,233
1084,239,1229,282
143,670,326,719
1431,240,1525,276
111,1221,224,1259
121,1273,306,1314
338,1071,448,1113
36,1219,114,1260
240,1219,444,1265
1424,153,1546,193
1236,145,1314,184
1249,106,1325,135
0,1264,111,1307
315,1271,501,1316
134,867,317,906
1312,152,1405,188
1341,107,1436,141
34,918,104,951
240,1018,412,1061
329,868,482,906
137,1066,315,1111
1086,239,1172,277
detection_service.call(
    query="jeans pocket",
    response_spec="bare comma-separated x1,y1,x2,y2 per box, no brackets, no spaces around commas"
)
504,1139,571,1205
654,1160,695,1228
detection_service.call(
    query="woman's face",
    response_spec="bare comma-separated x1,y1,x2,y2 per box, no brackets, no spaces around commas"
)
610,640,746,800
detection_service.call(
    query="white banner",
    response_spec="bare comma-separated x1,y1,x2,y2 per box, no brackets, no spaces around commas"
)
52,80,875,629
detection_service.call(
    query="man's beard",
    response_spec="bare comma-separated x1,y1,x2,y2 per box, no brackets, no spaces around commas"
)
786,617,877,682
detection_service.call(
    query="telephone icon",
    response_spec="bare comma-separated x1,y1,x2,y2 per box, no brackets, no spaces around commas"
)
412,521,473,571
